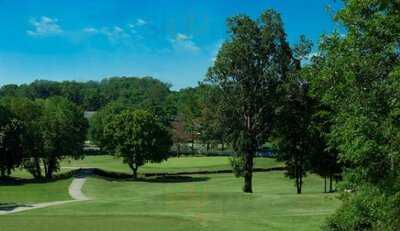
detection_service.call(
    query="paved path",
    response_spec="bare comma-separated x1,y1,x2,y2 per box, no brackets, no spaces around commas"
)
0,169,92,215
68,178,89,200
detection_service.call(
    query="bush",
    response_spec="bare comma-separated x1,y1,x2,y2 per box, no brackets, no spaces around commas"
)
229,156,245,177
324,185,400,231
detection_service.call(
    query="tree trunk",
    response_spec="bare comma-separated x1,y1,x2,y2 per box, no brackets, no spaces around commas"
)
177,144,181,157
42,159,48,177
129,163,138,179
329,175,333,192
335,175,339,192
206,143,210,152
243,152,254,193
296,175,302,194
294,154,303,194
324,176,327,193
33,157,42,178
191,136,195,154
133,167,138,179
45,157,56,179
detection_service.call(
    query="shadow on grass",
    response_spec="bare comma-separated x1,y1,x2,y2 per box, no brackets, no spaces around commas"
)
92,169,210,183
1,166,286,186
0,169,80,186
133,175,210,183
0,203,33,211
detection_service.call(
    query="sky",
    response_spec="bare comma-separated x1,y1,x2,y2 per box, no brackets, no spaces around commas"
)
0,0,342,90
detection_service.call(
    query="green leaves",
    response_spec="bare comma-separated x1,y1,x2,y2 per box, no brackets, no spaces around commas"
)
308,1,400,230
0,105,24,177
207,9,295,192
103,109,172,177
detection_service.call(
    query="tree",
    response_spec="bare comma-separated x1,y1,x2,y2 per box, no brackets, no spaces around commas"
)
307,0,400,229
274,81,314,194
170,118,191,156
197,84,226,152
0,97,44,178
0,105,24,177
39,97,88,179
207,9,294,193
0,106,23,177
307,104,342,193
104,110,172,178
177,88,201,153
89,101,129,151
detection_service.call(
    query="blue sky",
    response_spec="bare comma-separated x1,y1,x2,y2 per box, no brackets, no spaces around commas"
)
0,0,342,90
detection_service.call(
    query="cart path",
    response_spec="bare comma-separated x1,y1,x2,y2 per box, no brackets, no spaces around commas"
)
0,169,92,215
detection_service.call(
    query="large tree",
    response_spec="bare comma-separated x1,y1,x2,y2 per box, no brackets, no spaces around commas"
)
0,97,44,178
104,110,172,178
207,9,294,193
89,100,128,152
0,106,24,177
274,81,313,194
39,97,88,179
308,0,400,230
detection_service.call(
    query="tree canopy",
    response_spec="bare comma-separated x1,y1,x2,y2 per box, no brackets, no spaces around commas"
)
306,0,400,230
207,9,295,193
104,109,172,178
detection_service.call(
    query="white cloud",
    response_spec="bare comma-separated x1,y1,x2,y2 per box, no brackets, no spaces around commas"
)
27,16,63,37
136,19,147,26
103,26,130,41
83,26,130,41
175,33,190,41
170,33,200,52
129,18,148,28
83,27,98,33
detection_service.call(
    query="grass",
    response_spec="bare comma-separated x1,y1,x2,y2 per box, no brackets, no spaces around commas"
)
9,156,283,179
0,171,339,231
0,156,339,230
60,155,284,174
0,179,72,204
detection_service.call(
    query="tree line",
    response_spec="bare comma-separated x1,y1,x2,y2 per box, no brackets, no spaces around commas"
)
0,76,172,112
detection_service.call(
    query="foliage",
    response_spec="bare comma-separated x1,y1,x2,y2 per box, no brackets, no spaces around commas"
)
274,81,314,194
0,97,44,178
89,100,129,151
0,77,172,112
307,0,400,229
104,109,172,178
39,97,88,178
0,105,24,177
207,9,295,192
229,155,245,177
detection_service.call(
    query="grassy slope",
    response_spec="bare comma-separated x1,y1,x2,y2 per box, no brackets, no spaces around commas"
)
0,172,339,231
0,179,72,204
61,155,284,174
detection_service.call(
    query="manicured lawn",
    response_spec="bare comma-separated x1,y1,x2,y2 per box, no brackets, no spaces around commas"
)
0,179,72,204
9,156,283,179
60,155,284,174
0,172,339,231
